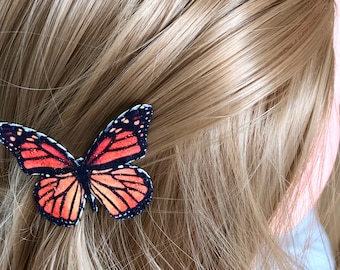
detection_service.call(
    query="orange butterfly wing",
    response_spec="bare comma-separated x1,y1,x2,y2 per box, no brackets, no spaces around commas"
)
33,173,85,226
85,104,152,169
85,104,153,219
0,123,76,175
89,165,152,219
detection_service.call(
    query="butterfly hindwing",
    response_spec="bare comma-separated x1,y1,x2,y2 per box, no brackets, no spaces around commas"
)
89,165,152,219
34,173,85,226
0,123,77,175
85,104,153,169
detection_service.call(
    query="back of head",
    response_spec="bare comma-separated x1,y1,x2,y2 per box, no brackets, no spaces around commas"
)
0,0,334,269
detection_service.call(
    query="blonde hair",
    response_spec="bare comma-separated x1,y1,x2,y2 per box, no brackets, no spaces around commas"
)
0,0,335,269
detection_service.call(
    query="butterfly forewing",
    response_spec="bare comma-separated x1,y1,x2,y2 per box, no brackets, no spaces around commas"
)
0,123,76,175
85,104,153,169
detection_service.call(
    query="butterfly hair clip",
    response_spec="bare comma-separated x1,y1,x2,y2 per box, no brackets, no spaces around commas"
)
0,104,153,226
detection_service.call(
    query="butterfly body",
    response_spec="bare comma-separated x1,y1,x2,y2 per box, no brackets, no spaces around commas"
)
53,156,99,212
0,104,153,226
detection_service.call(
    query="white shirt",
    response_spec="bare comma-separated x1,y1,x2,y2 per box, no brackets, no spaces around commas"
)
277,208,335,269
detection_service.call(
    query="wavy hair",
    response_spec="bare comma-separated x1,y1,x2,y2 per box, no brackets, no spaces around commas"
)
0,0,335,269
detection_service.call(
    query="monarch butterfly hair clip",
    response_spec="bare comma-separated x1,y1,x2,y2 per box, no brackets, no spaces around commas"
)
0,104,153,226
